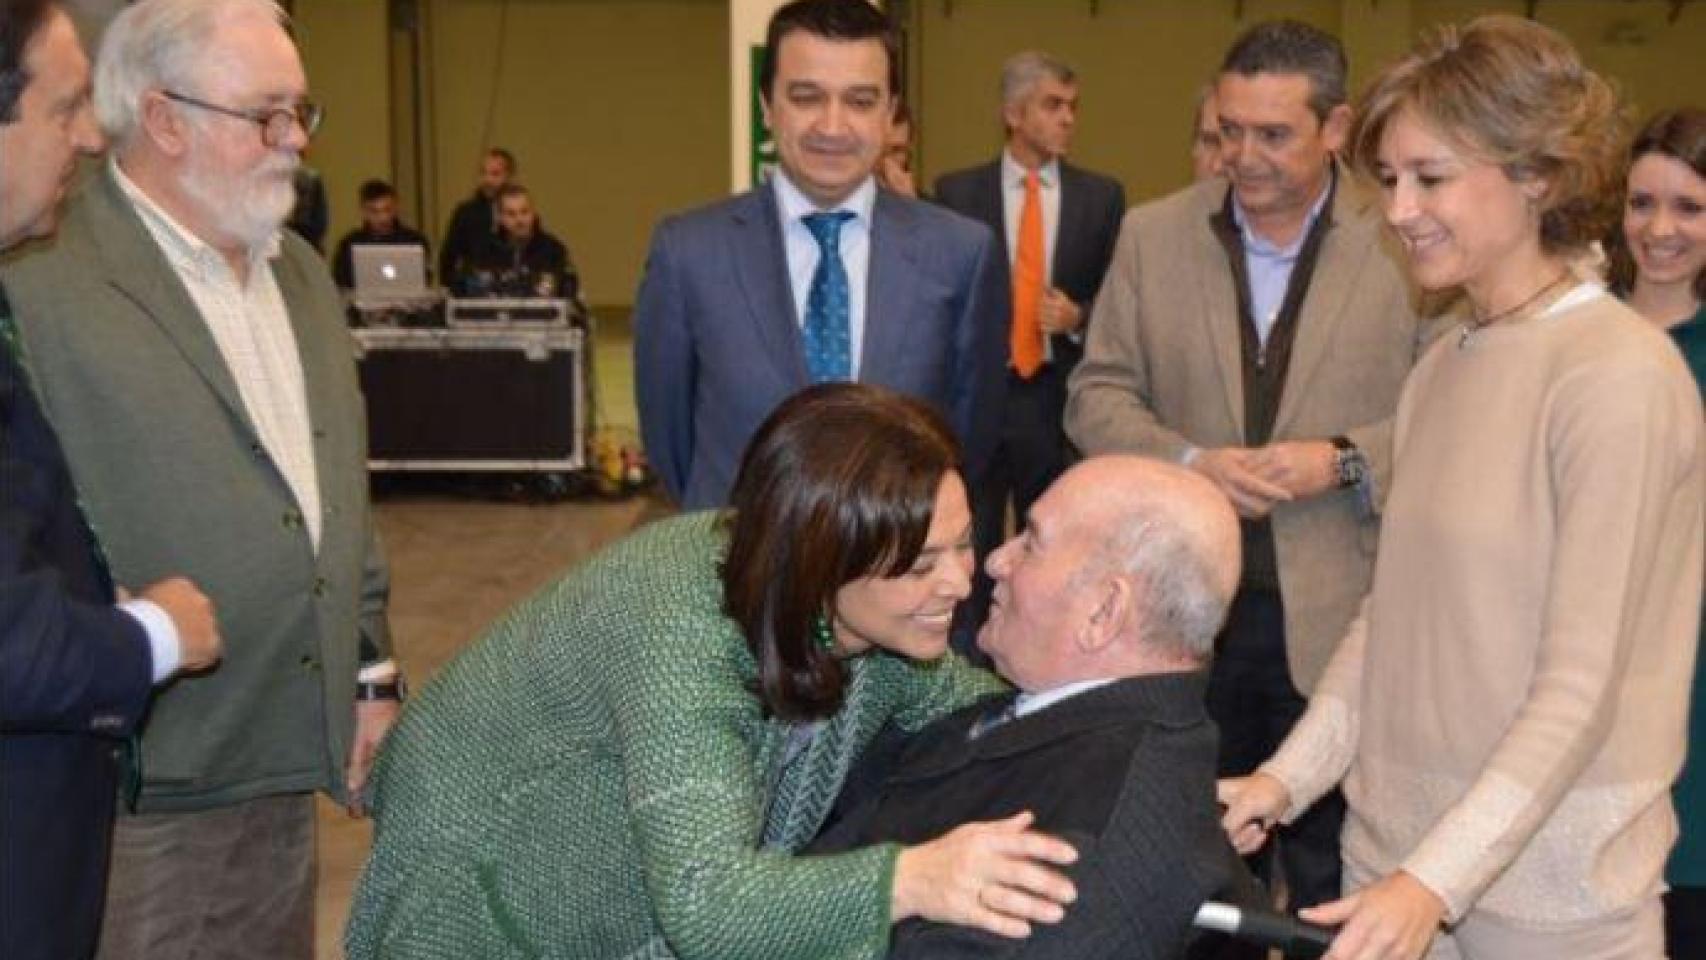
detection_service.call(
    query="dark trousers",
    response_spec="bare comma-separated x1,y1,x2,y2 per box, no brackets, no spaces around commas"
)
1667,885,1704,960
954,365,1070,662
1205,586,1345,956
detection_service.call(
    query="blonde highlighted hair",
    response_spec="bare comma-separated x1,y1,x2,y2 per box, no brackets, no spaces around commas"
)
1347,15,1627,256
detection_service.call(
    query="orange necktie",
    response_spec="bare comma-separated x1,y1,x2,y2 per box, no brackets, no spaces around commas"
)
1011,170,1045,378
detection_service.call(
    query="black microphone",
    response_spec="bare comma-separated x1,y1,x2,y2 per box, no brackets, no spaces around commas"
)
1193,901,1335,958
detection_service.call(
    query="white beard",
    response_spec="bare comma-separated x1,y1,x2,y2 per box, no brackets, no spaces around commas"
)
176,130,298,252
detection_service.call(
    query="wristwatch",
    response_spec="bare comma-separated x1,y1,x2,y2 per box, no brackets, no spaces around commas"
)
1330,435,1367,489
356,675,408,702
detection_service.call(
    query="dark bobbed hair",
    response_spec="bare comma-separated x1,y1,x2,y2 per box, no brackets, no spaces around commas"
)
1608,107,1706,301
358,178,396,205
1219,19,1347,121
1347,15,1626,257
0,0,53,124
720,383,960,723
759,0,899,104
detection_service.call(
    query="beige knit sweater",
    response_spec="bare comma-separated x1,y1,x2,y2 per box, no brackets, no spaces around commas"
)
1265,286,1704,928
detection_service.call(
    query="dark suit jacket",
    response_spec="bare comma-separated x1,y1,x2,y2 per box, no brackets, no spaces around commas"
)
633,180,1006,509
0,288,153,960
933,158,1125,375
810,671,1251,960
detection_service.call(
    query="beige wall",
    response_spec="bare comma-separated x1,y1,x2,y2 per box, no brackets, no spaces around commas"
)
293,0,1704,308
424,0,728,306
1416,1,1706,123
294,0,393,250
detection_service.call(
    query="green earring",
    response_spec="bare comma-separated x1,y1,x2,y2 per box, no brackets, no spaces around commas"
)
812,614,836,652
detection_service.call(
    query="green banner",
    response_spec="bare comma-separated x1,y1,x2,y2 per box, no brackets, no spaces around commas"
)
750,45,778,186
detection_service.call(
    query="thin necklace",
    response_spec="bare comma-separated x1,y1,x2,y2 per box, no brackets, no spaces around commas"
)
1459,271,1572,349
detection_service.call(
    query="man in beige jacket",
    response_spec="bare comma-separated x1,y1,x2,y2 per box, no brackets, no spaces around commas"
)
1065,19,1438,931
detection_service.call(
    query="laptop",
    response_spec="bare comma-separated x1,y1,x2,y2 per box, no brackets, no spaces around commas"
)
352,244,430,300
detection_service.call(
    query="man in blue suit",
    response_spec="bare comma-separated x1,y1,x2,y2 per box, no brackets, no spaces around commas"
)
635,0,1006,509
0,2,220,957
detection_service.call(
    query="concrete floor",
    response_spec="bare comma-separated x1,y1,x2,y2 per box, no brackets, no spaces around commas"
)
313,486,673,957
313,312,662,957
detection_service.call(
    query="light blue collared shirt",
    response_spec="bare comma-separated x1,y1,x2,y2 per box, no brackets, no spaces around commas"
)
1230,176,1333,348
773,169,876,378
1013,677,1119,719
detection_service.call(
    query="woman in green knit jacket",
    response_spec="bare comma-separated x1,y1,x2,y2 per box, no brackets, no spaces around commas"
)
345,384,1080,959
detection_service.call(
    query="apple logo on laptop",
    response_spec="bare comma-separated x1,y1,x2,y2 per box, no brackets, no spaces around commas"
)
382,264,398,280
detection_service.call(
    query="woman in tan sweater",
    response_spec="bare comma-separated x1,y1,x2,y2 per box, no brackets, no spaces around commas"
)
1220,18,1704,960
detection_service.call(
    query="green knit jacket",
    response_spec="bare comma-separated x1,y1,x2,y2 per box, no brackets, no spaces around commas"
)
345,512,1003,959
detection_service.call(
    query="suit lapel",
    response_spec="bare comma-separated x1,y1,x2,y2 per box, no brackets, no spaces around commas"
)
976,161,1006,250
730,185,810,384
1055,164,1087,286
1271,182,1369,437
85,170,258,440
861,190,923,384
1194,193,1246,436
270,249,342,524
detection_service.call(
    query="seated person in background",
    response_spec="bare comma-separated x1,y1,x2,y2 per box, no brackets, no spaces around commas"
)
811,455,1255,960
333,178,431,290
457,183,577,299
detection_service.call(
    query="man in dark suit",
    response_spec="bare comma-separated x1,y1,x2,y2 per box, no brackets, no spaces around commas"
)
934,51,1124,648
634,0,1005,509
812,456,1251,960
0,2,219,957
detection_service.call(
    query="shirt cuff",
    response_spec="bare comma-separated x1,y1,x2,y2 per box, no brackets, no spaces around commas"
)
119,599,181,684
358,659,399,683
1180,445,1202,467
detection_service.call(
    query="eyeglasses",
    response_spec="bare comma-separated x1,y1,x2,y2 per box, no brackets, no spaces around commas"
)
160,90,324,147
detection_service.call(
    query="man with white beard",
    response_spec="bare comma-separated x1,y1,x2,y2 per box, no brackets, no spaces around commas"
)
0,1,400,956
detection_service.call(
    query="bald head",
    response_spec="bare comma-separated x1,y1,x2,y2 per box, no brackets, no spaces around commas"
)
1067,456,1241,621
979,456,1240,691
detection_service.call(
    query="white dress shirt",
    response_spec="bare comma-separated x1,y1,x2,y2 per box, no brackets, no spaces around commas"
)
113,162,322,553
1000,149,1062,282
773,169,876,378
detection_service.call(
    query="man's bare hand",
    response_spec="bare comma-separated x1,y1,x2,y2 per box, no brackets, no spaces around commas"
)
1040,288,1083,335
345,698,401,817
139,577,221,673
1190,447,1292,518
1247,440,1337,500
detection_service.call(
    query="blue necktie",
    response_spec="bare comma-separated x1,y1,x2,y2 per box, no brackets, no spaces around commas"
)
802,210,855,383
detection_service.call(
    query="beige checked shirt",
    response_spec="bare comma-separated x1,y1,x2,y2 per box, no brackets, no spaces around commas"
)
112,162,322,550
